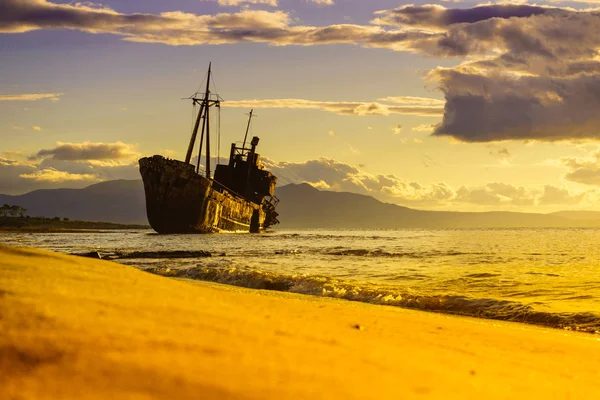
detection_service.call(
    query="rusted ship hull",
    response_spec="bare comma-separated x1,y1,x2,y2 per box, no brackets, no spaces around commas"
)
139,155,273,233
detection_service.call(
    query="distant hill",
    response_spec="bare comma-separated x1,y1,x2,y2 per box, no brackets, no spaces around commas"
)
550,210,600,221
275,183,600,229
0,180,147,225
2,180,600,228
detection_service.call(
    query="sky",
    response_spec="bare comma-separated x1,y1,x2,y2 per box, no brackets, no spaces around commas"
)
2,0,600,212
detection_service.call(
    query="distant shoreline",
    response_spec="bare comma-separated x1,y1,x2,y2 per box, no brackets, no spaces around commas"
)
0,216,150,233
0,228,151,233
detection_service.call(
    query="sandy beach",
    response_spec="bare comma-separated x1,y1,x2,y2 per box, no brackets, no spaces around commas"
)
2,244,600,399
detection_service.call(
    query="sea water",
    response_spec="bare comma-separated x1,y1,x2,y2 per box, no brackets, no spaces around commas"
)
4,228,600,333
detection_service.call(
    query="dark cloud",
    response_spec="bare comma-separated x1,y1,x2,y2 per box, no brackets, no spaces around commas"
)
33,141,139,161
0,0,172,34
373,4,561,29
431,69,600,142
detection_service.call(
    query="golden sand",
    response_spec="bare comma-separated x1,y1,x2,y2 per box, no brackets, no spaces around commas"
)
2,244,600,399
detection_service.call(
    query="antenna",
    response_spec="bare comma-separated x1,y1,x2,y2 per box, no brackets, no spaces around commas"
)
242,109,255,150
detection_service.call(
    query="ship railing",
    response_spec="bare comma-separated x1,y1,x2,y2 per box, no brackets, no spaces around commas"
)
210,179,245,200
232,142,252,157
265,195,279,208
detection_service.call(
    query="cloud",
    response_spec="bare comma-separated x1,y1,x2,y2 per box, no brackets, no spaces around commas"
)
412,124,436,133
538,185,585,205
378,96,445,106
413,5,600,143
371,4,600,142
265,158,456,205
38,158,140,180
0,141,141,193
0,157,39,194
562,152,600,186
0,0,439,49
32,126,42,131
222,98,443,116
19,168,99,183
2,150,23,158
392,125,403,134
372,4,562,30
265,157,590,209
456,182,537,206
0,154,140,195
32,141,139,161
309,0,334,5
0,93,62,101
347,144,360,155
488,146,511,162
214,0,278,6
430,68,600,142
4,2,600,143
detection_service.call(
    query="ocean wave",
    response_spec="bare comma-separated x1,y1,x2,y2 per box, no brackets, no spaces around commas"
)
143,265,600,334
463,272,502,278
111,250,212,259
327,249,479,258
266,233,436,241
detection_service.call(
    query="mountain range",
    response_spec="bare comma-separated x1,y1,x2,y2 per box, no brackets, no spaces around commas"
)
2,180,600,228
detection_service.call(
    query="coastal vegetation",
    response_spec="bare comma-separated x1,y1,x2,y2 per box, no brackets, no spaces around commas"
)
0,204,27,218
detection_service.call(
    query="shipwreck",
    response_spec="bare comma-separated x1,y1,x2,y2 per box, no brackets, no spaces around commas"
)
139,64,279,233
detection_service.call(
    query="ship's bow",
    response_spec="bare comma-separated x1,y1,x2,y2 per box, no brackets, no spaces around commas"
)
139,156,210,233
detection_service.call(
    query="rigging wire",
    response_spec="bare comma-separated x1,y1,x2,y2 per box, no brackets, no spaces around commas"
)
217,105,221,166
197,107,205,174
210,67,219,100
193,68,210,97
191,102,196,133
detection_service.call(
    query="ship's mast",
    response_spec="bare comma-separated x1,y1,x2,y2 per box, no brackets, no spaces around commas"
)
242,109,254,150
184,62,220,179
204,64,212,179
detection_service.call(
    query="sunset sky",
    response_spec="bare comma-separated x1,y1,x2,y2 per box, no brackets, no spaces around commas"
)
2,0,600,212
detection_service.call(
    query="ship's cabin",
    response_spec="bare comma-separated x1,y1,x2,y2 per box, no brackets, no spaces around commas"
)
213,136,277,204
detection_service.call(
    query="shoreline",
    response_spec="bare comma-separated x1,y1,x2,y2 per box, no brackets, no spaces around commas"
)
2,244,600,399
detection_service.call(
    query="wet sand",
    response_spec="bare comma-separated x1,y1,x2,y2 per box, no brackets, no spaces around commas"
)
2,244,600,399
